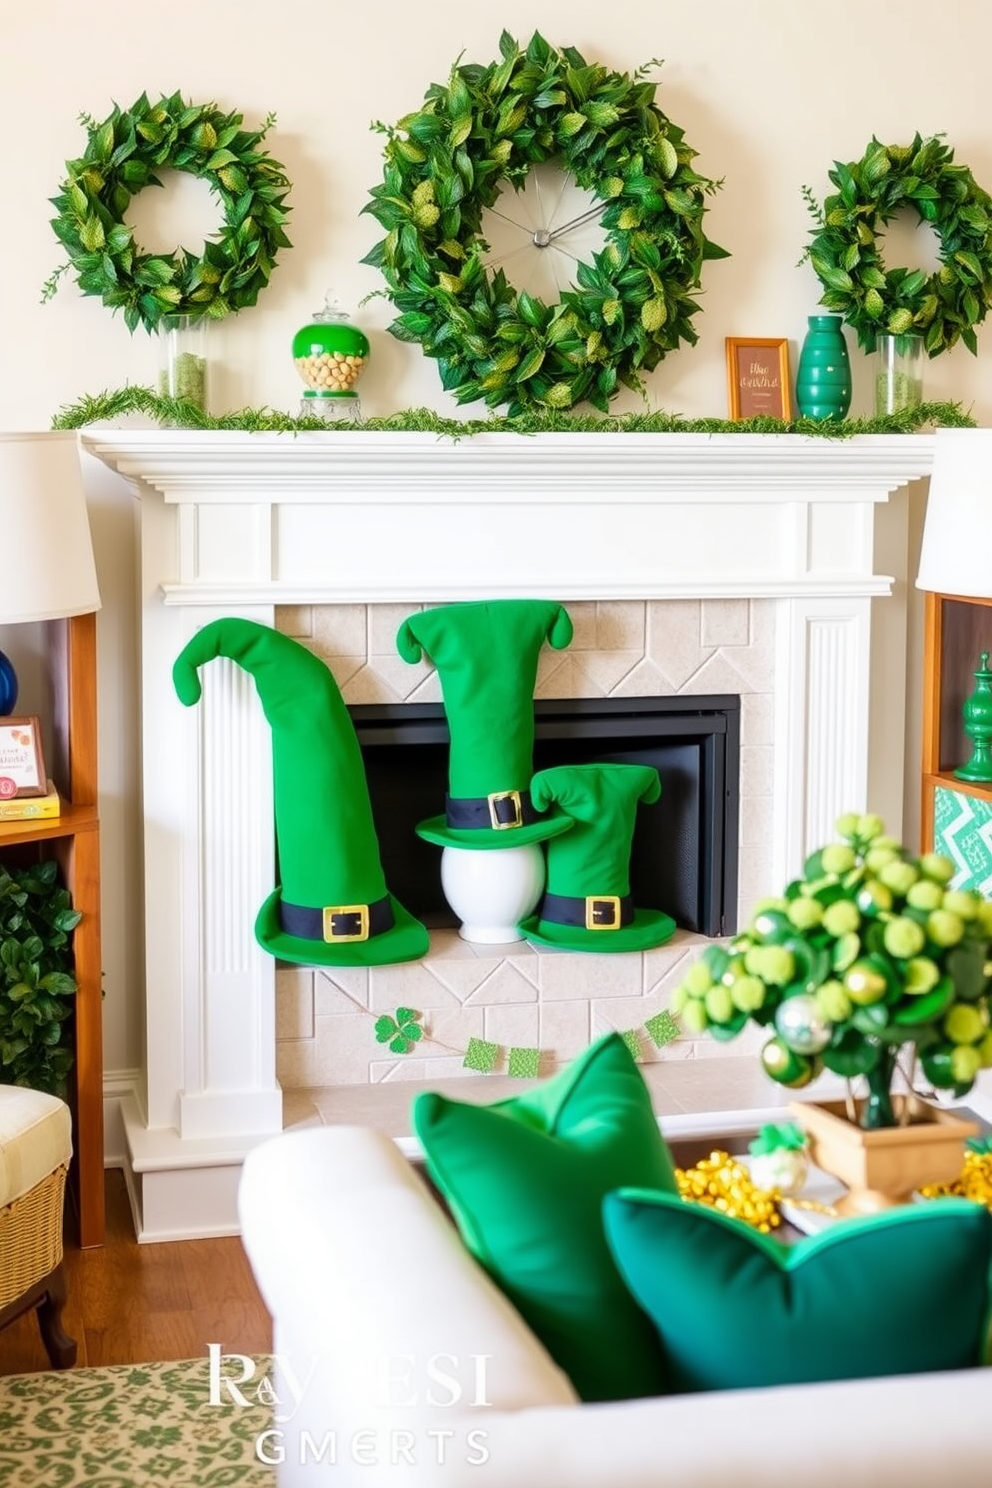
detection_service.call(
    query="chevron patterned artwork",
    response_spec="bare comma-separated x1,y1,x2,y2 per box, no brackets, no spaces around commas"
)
934,786,992,895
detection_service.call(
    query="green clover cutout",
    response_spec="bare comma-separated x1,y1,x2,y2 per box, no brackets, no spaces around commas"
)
374,1006,424,1055
749,1121,808,1157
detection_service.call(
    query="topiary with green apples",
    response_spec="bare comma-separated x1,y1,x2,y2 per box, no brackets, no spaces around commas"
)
670,813,992,1129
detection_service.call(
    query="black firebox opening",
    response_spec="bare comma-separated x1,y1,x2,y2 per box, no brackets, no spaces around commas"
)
348,695,740,938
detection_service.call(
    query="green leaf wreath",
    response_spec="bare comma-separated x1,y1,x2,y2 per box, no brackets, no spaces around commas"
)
803,133,992,356
363,30,728,414
44,91,292,333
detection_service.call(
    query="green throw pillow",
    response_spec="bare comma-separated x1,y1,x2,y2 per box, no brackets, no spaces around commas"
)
411,1033,677,1401
604,1188,992,1393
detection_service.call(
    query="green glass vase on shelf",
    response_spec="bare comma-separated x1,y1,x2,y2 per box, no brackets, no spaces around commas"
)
795,314,852,421
955,651,992,783
875,333,924,417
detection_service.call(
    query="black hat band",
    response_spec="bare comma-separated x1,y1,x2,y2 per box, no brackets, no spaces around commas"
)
539,892,635,931
445,788,540,831
280,895,395,944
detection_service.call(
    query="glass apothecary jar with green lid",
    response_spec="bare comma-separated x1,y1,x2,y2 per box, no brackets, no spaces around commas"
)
293,293,369,421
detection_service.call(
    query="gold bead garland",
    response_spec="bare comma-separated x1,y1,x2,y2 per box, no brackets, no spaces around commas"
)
920,1150,992,1210
679,1149,992,1229
676,1150,782,1233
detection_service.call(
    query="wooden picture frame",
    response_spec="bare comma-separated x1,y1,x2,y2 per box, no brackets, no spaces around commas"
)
726,338,792,421
0,715,47,798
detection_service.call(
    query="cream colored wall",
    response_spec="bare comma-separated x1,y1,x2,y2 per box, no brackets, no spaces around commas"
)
1,0,989,1081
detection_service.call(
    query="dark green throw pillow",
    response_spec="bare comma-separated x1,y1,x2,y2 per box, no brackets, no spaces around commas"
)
605,1188,992,1393
411,1034,677,1401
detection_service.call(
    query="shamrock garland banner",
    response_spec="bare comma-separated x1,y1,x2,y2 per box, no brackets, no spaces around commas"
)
373,1003,680,1076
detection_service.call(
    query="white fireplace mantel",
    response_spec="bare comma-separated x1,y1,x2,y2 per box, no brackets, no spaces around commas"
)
82,428,935,1240
84,427,933,497
84,429,935,605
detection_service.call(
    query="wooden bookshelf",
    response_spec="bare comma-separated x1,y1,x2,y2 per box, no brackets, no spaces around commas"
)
0,614,104,1247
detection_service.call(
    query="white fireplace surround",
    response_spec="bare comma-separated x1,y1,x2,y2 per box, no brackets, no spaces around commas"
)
83,429,935,1240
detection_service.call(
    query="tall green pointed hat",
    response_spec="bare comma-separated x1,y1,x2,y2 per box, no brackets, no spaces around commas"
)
396,599,575,849
173,618,429,967
518,763,677,952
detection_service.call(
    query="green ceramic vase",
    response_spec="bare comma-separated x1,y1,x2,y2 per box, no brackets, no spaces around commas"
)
796,315,852,421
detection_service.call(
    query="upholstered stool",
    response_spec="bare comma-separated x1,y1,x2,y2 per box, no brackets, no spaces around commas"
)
0,1087,76,1368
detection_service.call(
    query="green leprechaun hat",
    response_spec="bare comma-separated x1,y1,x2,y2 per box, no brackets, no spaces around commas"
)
173,618,429,968
518,763,677,952
396,599,575,850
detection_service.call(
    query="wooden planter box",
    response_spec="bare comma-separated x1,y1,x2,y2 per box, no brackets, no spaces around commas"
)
790,1098,978,1216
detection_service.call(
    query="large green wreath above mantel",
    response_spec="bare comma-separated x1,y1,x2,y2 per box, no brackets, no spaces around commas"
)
362,31,728,414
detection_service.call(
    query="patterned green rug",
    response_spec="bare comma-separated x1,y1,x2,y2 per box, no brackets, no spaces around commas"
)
0,1356,275,1486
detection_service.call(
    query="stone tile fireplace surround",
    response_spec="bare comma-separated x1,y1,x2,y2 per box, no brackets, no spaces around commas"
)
84,430,934,1239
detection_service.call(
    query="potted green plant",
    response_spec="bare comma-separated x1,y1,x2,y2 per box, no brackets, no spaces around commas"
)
0,859,80,1095
671,814,991,1212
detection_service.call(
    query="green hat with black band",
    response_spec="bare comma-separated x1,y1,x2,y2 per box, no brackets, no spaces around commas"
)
518,763,677,952
396,599,575,850
173,617,429,967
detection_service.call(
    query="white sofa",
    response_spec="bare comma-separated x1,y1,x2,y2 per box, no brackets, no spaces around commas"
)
239,1125,992,1488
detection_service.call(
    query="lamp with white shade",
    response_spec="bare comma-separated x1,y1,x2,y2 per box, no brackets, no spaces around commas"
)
917,427,992,601
0,432,101,714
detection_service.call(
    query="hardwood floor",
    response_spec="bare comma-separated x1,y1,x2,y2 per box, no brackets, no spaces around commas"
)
0,1170,273,1375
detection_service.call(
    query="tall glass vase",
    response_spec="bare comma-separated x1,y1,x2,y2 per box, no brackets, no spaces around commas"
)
795,314,852,421
157,314,209,413
874,333,923,417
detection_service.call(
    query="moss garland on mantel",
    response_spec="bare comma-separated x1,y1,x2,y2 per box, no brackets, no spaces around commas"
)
51,385,975,435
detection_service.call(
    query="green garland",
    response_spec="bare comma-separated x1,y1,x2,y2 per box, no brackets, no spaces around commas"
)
50,385,974,435
804,133,992,356
44,91,292,333
363,30,728,415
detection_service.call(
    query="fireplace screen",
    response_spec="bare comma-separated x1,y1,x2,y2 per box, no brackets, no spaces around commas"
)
347,695,740,937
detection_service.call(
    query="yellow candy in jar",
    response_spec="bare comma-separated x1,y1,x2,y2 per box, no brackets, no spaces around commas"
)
293,293,369,394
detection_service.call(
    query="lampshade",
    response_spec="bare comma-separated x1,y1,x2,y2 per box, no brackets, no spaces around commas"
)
0,431,101,623
917,428,992,598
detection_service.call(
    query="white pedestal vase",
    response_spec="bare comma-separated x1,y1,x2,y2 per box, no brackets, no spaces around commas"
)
440,843,546,944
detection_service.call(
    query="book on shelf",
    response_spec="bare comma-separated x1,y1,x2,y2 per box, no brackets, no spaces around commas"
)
0,780,61,821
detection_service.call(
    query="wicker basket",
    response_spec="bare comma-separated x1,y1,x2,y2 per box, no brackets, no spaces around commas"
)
0,1164,67,1311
